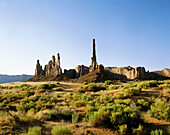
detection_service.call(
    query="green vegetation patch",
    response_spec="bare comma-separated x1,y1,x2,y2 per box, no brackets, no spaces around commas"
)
37,83,55,90
148,99,170,122
78,83,106,92
51,126,72,135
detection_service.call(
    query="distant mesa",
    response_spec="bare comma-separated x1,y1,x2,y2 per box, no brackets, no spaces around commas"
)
0,74,33,84
29,39,170,82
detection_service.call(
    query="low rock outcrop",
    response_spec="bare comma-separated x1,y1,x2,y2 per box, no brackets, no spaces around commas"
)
105,66,149,80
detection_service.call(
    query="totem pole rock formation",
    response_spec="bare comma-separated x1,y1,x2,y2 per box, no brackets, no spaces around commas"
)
90,39,97,71
89,39,104,72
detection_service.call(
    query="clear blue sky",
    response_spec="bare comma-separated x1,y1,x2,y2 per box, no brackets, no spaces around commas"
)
0,0,170,75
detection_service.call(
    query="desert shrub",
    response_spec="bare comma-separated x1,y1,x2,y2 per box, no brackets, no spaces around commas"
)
162,80,170,84
165,88,170,93
37,83,55,90
20,101,36,112
149,99,170,121
85,105,98,115
19,95,53,112
25,90,35,97
51,126,72,135
119,124,127,135
123,87,141,95
13,85,21,89
72,100,85,107
114,99,132,105
78,83,106,92
109,85,120,90
72,113,79,123
88,104,143,134
53,87,64,91
19,115,38,125
105,80,112,85
137,99,149,111
21,126,42,135
167,126,170,134
72,93,83,100
83,82,88,85
28,95,40,102
77,87,85,93
53,94,61,98
21,84,30,88
159,84,170,89
114,92,132,99
132,124,144,135
88,110,110,127
43,108,74,121
134,80,158,89
150,129,163,135
110,105,140,126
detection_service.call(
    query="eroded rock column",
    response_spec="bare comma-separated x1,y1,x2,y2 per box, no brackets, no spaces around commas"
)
35,60,43,76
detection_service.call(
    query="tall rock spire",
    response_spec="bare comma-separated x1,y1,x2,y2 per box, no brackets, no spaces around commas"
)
90,39,98,72
91,39,96,67
56,53,60,67
35,60,42,76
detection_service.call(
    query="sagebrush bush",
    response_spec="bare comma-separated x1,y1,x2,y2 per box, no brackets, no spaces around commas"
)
109,85,120,90
78,83,106,92
51,126,72,135
72,100,85,107
134,80,158,89
123,87,141,96
21,84,30,88
119,124,127,134
25,90,35,97
150,99,170,121
42,108,74,121
53,87,64,91
105,80,112,85
72,113,79,123
88,111,110,127
21,126,42,135
159,84,170,89
167,126,170,134
37,83,55,90
88,104,144,134
150,129,163,135
85,105,98,115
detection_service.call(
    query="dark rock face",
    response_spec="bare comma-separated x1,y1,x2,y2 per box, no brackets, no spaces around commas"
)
75,65,89,77
64,69,76,79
